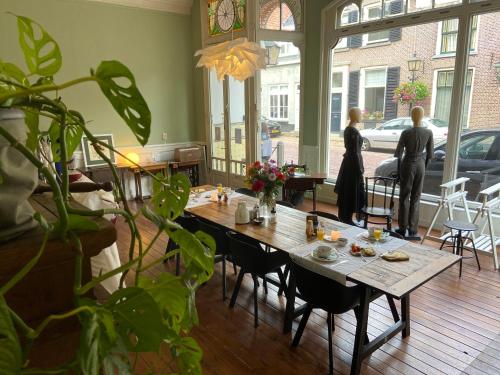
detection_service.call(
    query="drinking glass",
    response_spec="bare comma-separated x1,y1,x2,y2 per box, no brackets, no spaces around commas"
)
317,222,325,241
373,228,382,249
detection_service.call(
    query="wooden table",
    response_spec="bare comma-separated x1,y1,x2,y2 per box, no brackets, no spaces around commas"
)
0,194,116,368
185,194,461,375
282,173,327,210
168,160,201,187
125,162,168,202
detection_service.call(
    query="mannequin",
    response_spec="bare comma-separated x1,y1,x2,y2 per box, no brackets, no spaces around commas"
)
335,107,365,225
394,106,434,238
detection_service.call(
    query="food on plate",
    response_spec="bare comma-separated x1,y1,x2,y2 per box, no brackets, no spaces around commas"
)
350,244,376,257
362,247,376,257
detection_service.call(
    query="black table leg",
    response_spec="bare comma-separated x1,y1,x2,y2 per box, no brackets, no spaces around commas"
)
283,265,296,334
401,294,410,338
351,286,371,375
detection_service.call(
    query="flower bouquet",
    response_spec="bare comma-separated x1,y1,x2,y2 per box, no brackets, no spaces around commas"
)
246,160,286,214
393,81,430,106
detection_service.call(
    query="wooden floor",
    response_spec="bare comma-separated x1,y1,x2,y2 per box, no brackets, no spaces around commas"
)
113,199,500,375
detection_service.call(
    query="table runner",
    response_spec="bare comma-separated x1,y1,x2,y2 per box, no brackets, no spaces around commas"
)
186,189,244,209
290,226,410,285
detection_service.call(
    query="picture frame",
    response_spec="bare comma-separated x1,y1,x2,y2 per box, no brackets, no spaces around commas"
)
81,134,115,167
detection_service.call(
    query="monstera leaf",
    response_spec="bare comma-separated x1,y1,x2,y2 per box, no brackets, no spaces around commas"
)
23,110,40,152
105,287,165,352
95,61,151,146
48,118,83,162
16,15,62,76
0,296,22,375
171,336,203,375
151,173,191,221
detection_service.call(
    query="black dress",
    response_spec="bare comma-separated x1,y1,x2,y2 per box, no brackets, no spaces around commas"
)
334,126,365,224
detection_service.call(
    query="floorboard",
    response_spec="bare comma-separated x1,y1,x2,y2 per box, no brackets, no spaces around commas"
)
108,198,500,375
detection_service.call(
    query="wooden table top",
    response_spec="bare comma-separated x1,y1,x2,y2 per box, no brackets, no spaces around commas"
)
186,191,461,299
120,162,168,173
288,173,328,181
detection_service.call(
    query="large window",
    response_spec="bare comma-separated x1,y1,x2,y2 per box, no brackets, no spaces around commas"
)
438,16,478,55
269,85,289,119
362,4,390,44
362,68,387,117
260,41,301,165
433,69,473,127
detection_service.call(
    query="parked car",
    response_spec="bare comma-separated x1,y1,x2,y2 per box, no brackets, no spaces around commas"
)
360,117,448,151
374,129,500,200
261,116,282,137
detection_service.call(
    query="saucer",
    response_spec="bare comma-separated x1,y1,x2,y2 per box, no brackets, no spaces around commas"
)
311,248,338,262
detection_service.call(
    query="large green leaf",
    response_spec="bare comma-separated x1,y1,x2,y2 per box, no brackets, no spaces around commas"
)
0,60,28,104
0,296,22,375
16,15,62,76
23,110,40,152
48,118,83,162
105,287,165,352
138,273,190,334
77,307,126,375
95,61,151,146
151,173,190,221
171,336,203,375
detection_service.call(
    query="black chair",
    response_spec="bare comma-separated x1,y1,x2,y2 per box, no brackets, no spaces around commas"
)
361,176,397,230
226,231,289,327
197,219,238,300
290,263,364,375
309,210,340,222
277,200,294,208
235,187,255,197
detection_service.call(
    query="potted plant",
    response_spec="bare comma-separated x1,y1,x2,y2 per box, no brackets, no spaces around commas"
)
0,15,214,374
392,80,430,107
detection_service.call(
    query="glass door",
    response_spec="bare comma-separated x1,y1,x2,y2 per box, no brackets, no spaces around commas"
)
208,71,248,187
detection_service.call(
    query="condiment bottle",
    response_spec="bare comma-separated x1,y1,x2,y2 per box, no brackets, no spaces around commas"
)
306,220,314,238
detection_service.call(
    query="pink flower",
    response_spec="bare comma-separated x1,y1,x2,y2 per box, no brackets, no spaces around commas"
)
268,173,277,181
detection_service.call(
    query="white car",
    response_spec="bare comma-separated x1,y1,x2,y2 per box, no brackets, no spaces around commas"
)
360,117,448,151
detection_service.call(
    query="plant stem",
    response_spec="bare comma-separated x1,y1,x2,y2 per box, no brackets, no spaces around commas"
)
135,229,162,282
59,113,69,201
9,307,35,337
70,232,83,292
27,306,94,339
0,76,96,103
138,249,179,273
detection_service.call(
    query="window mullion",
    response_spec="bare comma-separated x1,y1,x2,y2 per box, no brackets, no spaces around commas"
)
442,14,473,185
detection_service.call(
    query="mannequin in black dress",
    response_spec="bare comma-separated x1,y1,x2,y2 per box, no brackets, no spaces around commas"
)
335,107,365,225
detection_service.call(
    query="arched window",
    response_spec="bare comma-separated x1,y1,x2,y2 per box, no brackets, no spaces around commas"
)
259,0,303,31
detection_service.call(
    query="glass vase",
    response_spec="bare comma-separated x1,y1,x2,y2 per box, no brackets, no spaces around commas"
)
259,192,277,218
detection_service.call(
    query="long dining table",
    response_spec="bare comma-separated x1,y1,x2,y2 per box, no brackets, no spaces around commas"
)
185,187,461,375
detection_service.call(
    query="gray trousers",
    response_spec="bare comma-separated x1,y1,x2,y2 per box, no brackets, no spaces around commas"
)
398,158,425,233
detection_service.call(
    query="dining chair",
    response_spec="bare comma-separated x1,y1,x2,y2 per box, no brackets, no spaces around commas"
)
226,231,289,327
290,263,365,375
308,210,340,222
360,176,397,230
197,219,237,300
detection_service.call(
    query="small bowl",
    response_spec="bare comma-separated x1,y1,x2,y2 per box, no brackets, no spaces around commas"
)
251,217,265,225
336,238,348,247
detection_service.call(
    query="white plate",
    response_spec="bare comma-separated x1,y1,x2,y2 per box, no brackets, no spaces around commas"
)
311,250,339,262
358,232,389,243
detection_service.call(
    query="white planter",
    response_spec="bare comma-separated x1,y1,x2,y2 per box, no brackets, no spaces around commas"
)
0,108,38,242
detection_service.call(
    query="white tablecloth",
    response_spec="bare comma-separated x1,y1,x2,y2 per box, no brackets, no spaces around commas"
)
72,174,122,294
289,226,409,285
186,189,244,209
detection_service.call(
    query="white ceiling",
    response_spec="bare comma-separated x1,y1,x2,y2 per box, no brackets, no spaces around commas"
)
84,0,194,15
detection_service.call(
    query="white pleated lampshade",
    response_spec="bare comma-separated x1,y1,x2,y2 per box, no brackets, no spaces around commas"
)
195,38,267,81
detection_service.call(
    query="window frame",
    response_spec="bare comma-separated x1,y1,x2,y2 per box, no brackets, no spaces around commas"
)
269,84,289,120
435,15,479,56
362,3,390,45
359,66,388,118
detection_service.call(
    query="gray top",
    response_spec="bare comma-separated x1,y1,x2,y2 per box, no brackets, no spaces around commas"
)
394,126,434,163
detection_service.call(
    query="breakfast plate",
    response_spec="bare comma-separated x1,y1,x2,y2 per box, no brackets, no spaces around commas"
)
311,247,339,262
357,231,390,243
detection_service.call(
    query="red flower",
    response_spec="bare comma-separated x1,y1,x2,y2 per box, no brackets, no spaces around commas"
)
277,172,285,181
254,160,261,169
252,180,265,192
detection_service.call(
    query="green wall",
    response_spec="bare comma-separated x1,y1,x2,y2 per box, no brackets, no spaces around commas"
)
303,0,331,146
191,0,206,142
0,0,197,147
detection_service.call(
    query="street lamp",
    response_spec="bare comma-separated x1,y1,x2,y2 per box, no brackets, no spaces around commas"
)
407,53,423,83
265,43,281,66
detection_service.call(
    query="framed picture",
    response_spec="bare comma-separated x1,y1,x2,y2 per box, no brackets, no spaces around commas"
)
81,134,115,167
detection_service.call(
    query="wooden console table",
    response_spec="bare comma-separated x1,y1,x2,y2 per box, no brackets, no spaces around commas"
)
168,160,200,187
126,162,168,202
0,194,116,368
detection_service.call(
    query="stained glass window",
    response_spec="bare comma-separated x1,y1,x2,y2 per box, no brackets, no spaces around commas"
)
208,0,246,37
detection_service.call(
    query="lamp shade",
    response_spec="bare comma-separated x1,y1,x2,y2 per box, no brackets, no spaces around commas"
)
408,56,422,72
195,38,267,81
125,152,140,165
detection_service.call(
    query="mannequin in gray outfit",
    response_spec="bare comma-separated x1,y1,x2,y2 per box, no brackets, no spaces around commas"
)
394,106,434,237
